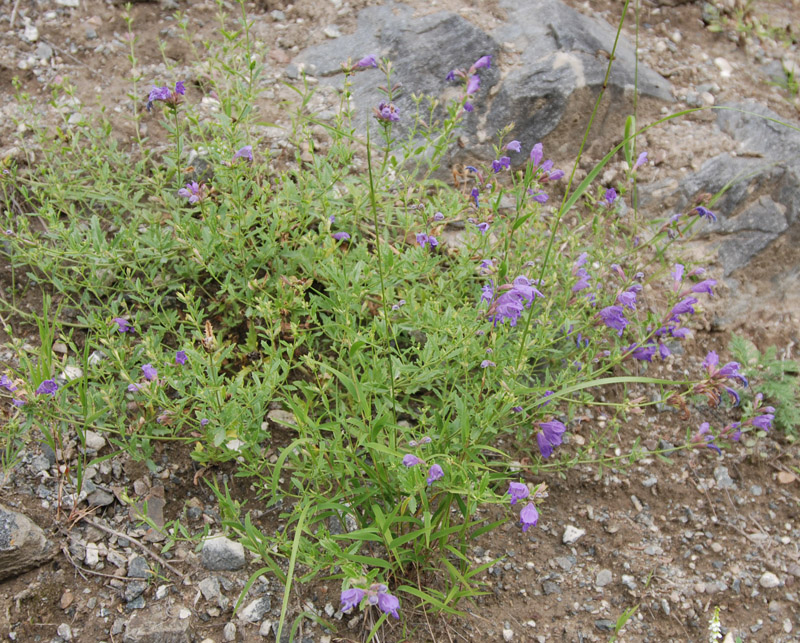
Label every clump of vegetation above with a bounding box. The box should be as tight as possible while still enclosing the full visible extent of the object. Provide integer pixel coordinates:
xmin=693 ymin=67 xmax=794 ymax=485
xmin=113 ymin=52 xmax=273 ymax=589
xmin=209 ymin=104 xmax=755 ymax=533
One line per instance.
xmin=0 ymin=0 xmax=778 ymax=636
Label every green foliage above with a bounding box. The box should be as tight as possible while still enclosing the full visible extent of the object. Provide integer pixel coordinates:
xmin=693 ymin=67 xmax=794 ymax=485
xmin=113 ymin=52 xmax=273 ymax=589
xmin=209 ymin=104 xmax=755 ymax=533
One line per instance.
xmin=729 ymin=334 xmax=800 ymax=436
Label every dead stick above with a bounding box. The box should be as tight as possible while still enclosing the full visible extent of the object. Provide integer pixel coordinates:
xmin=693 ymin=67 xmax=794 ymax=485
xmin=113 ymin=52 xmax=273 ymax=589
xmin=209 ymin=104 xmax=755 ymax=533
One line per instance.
xmin=84 ymin=517 xmax=188 ymax=583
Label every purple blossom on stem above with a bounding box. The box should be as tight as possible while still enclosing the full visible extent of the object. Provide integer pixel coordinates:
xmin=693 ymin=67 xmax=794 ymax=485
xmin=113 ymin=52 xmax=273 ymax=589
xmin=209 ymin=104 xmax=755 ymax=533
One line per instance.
xmin=695 ymin=422 xmax=722 ymax=455
xmin=466 ymin=75 xmax=480 ymax=95
xmin=340 ymin=588 xmax=365 ymax=612
xmin=146 ymin=81 xmax=185 ymax=111
xmin=520 ymin=503 xmax=539 ymax=532
xmin=626 ymin=343 xmax=657 ymax=362
xmin=485 ymin=276 xmax=544 ymax=327
xmin=691 ymin=279 xmax=717 ymax=296
xmin=471 ymin=55 xmax=492 ymax=71
xmin=749 ymin=413 xmax=774 ymax=431
xmin=355 ymin=54 xmax=378 ymax=68
xmin=667 ymin=297 xmax=698 ymax=322
xmin=528 ymin=190 xmax=548 ymax=203
xmin=471 ymin=187 xmax=480 ymax=207
xmin=233 ymin=145 xmax=253 ymax=162
xmin=694 ymin=206 xmax=717 ymax=222
xmin=476 ymin=222 xmax=490 ymax=235
xmin=505 ymin=140 xmax=521 ymax=153
xmin=142 ymin=364 xmax=158 ymax=381
xmin=113 ymin=317 xmax=133 ymax=333
xmin=332 ymin=231 xmax=351 ymax=241
xmin=178 ymin=181 xmax=208 ymax=205
xmin=536 ymin=419 xmax=566 ymax=458
xmin=374 ymin=101 xmax=400 ymax=123
xmin=507 ymin=481 xmax=530 ymax=505
xmin=598 ymin=305 xmax=628 ymax=336
xmin=632 ymin=151 xmax=648 ymax=171
xmin=402 ymin=454 xmax=423 ymax=467
xmin=463 ymin=102 xmax=474 ymax=112
xmin=426 ymin=464 xmax=444 ymax=485
xmin=391 ymin=299 xmax=406 ymax=311
xmin=530 ymin=143 xmax=543 ymax=167
xmin=433 ymin=211 xmax=444 ymax=221
xmin=545 ymin=168 xmax=565 ymax=181
xmin=672 ymin=263 xmax=684 ymax=291
xmin=604 ymin=188 xmax=617 ymax=205
xmin=511 ymin=405 xmax=524 ymax=413
xmin=616 ymin=290 xmax=637 ymax=310
xmin=0 ymin=375 xmax=17 ymax=392
xmin=491 ymin=156 xmax=511 ymax=173
xmin=36 ymin=379 xmax=58 ymax=396
xmin=445 ymin=69 xmax=457 ymax=81
xmin=175 ymin=351 xmax=188 ymax=365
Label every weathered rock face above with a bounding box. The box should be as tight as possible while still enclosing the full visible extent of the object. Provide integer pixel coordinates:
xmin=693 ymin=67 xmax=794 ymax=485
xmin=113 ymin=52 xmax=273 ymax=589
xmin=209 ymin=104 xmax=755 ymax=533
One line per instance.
xmin=0 ymin=503 xmax=54 ymax=581
xmin=640 ymin=102 xmax=800 ymax=326
xmin=295 ymin=0 xmax=671 ymax=163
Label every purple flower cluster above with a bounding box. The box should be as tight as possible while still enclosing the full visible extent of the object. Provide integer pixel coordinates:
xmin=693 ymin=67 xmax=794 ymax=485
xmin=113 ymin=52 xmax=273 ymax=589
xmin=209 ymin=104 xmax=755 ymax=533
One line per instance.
xmin=341 ymin=583 xmax=400 ymax=619
xmin=146 ymin=81 xmax=185 ymax=111
xmin=536 ymin=419 xmax=566 ymax=458
xmin=445 ymin=55 xmax=493 ymax=113
xmin=178 ymin=182 xmax=209 ymax=205
xmin=402 ymin=453 xmax=444 ymax=486
xmin=416 ymin=232 xmax=439 ymax=249
xmin=480 ymin=276 xmax=545 ymax=327
xmin=113 ymin=317 xmax=133 ymax=333
xmin=374 ymin=101 xmax=400 ymax=123
xmin=233 ymin=145 xmax=253 ymax=162
xmin=506 ymin=482 xmax=539 ymax=532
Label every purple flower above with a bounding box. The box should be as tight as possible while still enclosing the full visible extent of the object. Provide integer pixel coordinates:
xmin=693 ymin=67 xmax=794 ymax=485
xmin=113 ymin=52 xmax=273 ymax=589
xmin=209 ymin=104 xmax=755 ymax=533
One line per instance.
xmin=328 ymin=214 xmax=336 ymax=223
xmin=529 ymin=190 xmax=548 ymax=203
xmin=433 ymin=211 xmax=444 ymax=221
xmin=539 ymin=390 xmax=555 ymax=406
xmin=530 ymin=143 xmax=543 ymax=167
xmin=463 ymin=102 xmax=474 ymax=112
xmin=632 ymin=151 xmax=648 ymax=171
xmin=174 ymin=81 xmax=186 ymax=95
xmin=536 ymin=419 xmax=566 ymax=458
xmin=341 ymin=588 xmax=365 ymax=612
xmin=659 ymin=343 xmax=671 ymax=359
xmin=377 ymin=592 xmax=400 ymax=619
xmin=604 ymin=188 xmax=617 ymax=205
xmin=127 ymin=383 xmax=141 ymax=393
xmin=178 ymin=181 xmax=207 ymax=204
xmin=466 ymin=74 xmax=480 ymax=95
xmin=233 ymin=145 xmax=253 ymax=162
xmin=175 ymin=350 xmax=188 ymax=365
xmin=511 ymin=405 xmax=524 ymax=413
xmin=142 ymin=364 xmax=158 ymax=381
xmin=598 ymin=305 xmax=628 ymax=336
xmin=696 ymin=422 xmax=722 ymax=455
xmin=416 ymin=232 xmax=430 ymax=247
xmin=480 ymin=359 xmax=495 ymax=368
xmin=546 ymin=169 xmax=565 ymax=181
xmin=427 ymin=464 xmax=444 ymax=485
xmin=703 ymin=351 xmax=719 ymax=370
xmin=616 ymin=290 xmax=637 ymax=310
xmin=540 ymin=159 xmax=554 ymax=173
xmin=491 ymin=156 xmax=511 ymax=173
xmin=146 ymin=81 xmax=185 ymax=110
xmin=520 ymin=503 xmax=539 ymax=532
xmin=355 ymin=54 xmax=378 ymax=68
xmin=471 ymin=187 xmax=480 ymax=207
xmin=672 ymin=263 xmax=684 ymax=291
xmin=724 ymin=386 xmax=740 ymax=406
xmin=628 ymin=343 xmax=657 ymax=362
xmin=402 ymin=454 xmax=423 ymax=467
xmin=113 ymin=317 xmax=133 ymax=333
xmin=445 ymin=70 xmax=457 ymax=81
xmin=36 ymin=379 xmax=58 ymax=396
xmin=694 ymin=206 xmax=717 ymax=222
xmin=476 ymin=222 xmax=490 ymax=235
xmin=691 ymin=279 xmax=717 ymax=296
xmin=391 ymin=299 xmax=406 ymax=311
xmin=12 ymin=399 xmax=25 ymax=407
xmin=374 ymin=101 xmax=400 ymax=122
xmin=0 ymin=375 xmax=17 ymax=392
xmin=147 ymin=86 xmax=171 ymax=103
xmin=505 ymin=140 xmax=521 ymax=153
xmin=573 ymin=252 xmax=588 ymax=269
xmin=508 ymin=482 xmax=530 ymax=505
xmin=332 ymin=231 xmax=351 ymax=241
xmin=668 ymin=297 xmax=698 ymax=322
xmin=471 ymin=55 xmax=492 ymax=70
xmin=200 ymin=418 xmax=210 ymax=427
xmin=480 ymin=281 xmax=494 ymax=306
xmin=749 ymin=413 xmax=774 ymax=431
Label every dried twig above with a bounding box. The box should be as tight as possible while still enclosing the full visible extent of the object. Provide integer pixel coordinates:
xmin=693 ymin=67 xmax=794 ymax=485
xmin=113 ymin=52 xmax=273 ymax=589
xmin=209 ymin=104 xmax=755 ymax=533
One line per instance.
xmin=83 ymin=517 xmax=189 ymax=583
xmin=10 ymin=0 xmax=22 ymax=29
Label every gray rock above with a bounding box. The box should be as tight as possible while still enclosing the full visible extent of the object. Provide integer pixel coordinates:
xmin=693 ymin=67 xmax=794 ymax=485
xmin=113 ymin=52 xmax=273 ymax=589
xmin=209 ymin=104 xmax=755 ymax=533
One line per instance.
xmin=562 ymin=525 xmax=586 ymax=544
xmin=595 ymin=619 xmax=615 ymax=631
xmin=128 ymin=555 xmax=151 ymax=579
xmin=238 ymin=595 xmax=271 ymax=623
xmin=759 ymin=571 xmax=781 ymax=588
xmin=35 ymin=42 xmax=53 ymax=61
xmin=622 ymin=574 xmax=637 ymax=590
xmin=123 ymin=607 xmax=192 ymax=643
xmin=713 ymin=466 xmax=736 ymax=490
xmin=596 ymin=569 xmax=613 ymax=587
xmin=295 ymin=0 xmax=669 ymax=166
xmin=57 ymin=623 xmax=73 ymax=641
xmin=87 ymin=488 xmax=115 ymax=507
xmin=554 ymin=555 xmax=576 ymax=572
xmin=223 ymin=622 xmax=236 ymax=641
xmin=542 ymin=580 xmax=561 ymax=595
xmin=0 ymin=503 xmax=54 ymax=581
xmin=201 ymin=535 xmax=245 ymax=571
xmin=124 ymin=581 xmax=148 ymax=603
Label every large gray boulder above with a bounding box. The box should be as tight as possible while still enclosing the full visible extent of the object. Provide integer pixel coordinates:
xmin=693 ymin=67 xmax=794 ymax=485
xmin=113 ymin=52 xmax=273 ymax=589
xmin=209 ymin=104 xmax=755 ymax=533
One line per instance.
xmin=294 ymin=0 xmax=671 ymax=163
xmin=639 ymin=102 xmax=800 ymax=326
xmin=0 ymin=503 xmax=54 ymax=581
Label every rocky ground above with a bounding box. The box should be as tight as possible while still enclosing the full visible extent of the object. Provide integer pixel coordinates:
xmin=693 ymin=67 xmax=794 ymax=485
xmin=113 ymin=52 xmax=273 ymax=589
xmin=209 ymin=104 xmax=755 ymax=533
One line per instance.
xmin=1 ymin=0 xmax=799 ymax=642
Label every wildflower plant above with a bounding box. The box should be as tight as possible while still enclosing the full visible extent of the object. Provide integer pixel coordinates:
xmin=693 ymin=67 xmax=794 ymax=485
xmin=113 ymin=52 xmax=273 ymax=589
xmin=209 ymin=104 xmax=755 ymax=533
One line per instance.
xmin=0 ymin=0 xmax=783 ymax=635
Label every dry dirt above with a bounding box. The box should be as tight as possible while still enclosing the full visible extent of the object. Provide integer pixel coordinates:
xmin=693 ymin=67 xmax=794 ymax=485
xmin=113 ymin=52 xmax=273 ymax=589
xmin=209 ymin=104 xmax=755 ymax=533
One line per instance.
xmin=1 ymin=0 xmax=799 ymax=642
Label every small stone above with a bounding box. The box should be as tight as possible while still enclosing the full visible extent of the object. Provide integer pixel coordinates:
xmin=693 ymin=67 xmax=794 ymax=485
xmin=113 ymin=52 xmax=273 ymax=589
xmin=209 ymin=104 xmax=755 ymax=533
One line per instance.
xmin=562 ymin=525 xmax=585 ymax=545
xmin=201 ymin=535 xmax=245 ymax=571
xmin=85 ymin=28 xmax=98 ymax=40
xmin=714 ymin=466 xmax=736 ymax=489
xmin=777 ymin=471 xmax=796 ymax=484
xmin=155 ymin=585 xmax=169 ymax=600
xmin=784 ymin=618 xmax=793 ymax=634
xmin=541 ymin=580 xmax=561 ymax=595
xmin=84 ymin=542 xmax=100 ymax=566
xmin=259 ymin=620 xmax=273 ymax=636
xmin=622 ymin=575 xmax=637 ymax=590
xmin=595 ymin=619 xmax=615 ymax=631
xmin=503 ymin=628 xmax=514 ymax=641
xmin=714 ymin=57 xmax=733 ymax=78
xmin=642 ymin=476 xmax=658 ymax=488
xmin=35 ymin=43 xmax=53 ymax=61
xmin=223 ymin=622 xmax=236 ymax=641
xmin=270 ymin=9 xmax=286 ymax=21
xmin=759 ymin=571 xmax=781 ymax=588
xmin=711 ymin=542 xmax=723 ymax=553
xmin=323 ymin=25 xmax=341 ymax=39
xmin=57 ymin=623 xmax=72 ymax=641
xmin=127 ymin=555 xmax=150 ymax=579
xmin=178 ymin=607 xmax=192 ymax=619
xmin=631 ymin=495 xmax=643 ymax=512
xmin=55 ymin=0 xmax=80 ymax=6
xmin=239 ymin=596 xmax=271 ymax=623
xmin=24 ymin=23 xmax=39 ymax=42
xmin=84 ymin=430 xmax=106 ymax=451
xmin=670 ymin=30 xmax=682 ymax=44
xmin=596 ymin=569 xmax=613 ymax=587
xmin=124 ymin=581 xmax=148 ymax=603
xmin=60 ymin=590 xmax=74 ymax=609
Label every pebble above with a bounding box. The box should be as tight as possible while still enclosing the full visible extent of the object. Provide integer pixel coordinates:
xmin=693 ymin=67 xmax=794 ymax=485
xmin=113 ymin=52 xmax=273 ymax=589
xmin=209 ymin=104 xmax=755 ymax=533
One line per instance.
xmin=502 ymin=628 xmax=514 ymax=641
xmin=562 ymin=525 xmax=585 ymax=545
xmin=84 ymin=542 xmax=100 ymax=566
xmin=759 ymin=571 xmax=781 ymax=588
xmin=711 ymin=542 xmax=723 ymax=553
xmin=127 ymin=555 xmax=150 ymax=579
xmin=57 ymin=623 xmax=72 ymax=640
xmin=714 ymin=466 xmax=736 ymax=489
xmin=55 ymin=0 xmax=80 ymax=6
xmin=201 ymin=535 xmax=245 ymax=571
xmin=622 ymin=575 xmax=637 ymax=590
xmin=223 ymin=622 xmax=236 ymax=641
xmin=714 ymin=57 xmax=733 ymax=78
xmin=642 ymin=476 xmax=658 ymax=488
xmin=784 ymin=618 xmax=793 ymax=634
xmin=595 ymin=619 xmax=615 ymax=631
xmin=596 ymin=569 xmax=612 ymax=587
xmin=323 ymin=25 xmax=341 ymax=39
xmin=23 ymin=23 xmax=39 ymax=43
xmin=631 ymin=495 xmax=643 ymax=512
xmin=178 ymin=607 xmax=191 ymax=619
xmin=260 ymin=619 xmax=274 ymax=636
xmin=271 ymin=9 xmax=286 ymax=21
xmin=239 ymin=596 xmax=272 ymax=623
